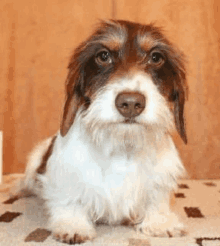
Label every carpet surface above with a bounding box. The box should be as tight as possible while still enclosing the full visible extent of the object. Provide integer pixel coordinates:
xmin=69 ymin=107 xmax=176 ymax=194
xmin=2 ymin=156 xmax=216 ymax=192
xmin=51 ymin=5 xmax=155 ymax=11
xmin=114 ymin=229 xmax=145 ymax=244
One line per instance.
xmin=0 ymin=174 xmax=220 ymax=246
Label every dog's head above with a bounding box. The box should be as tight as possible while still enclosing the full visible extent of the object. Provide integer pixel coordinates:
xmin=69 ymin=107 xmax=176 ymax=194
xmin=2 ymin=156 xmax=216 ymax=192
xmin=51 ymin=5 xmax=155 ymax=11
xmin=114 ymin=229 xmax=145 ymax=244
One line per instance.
xmin=60 ymin=20 xmax=188 ymax=145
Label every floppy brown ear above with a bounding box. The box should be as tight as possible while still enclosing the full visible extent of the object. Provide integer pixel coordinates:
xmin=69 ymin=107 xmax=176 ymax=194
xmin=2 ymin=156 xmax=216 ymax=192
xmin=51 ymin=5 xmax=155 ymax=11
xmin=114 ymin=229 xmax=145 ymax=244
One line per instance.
xmin=60 ymin=92 xmax=81 ymax=136
xmin=60 ymin=54 xmax=86 ymax=137
xmin=173 ymin=90 xmax=187 ymax=144
xmin=173 ymin=71 xmax=188 ymax=144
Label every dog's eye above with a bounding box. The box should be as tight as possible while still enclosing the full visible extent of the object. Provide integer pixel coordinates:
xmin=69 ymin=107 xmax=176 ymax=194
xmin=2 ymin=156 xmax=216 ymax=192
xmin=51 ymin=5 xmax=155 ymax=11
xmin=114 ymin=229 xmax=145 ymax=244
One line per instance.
xmin=148 ymin=51 xmax=165 ymax=67
xmin=95 ymin=50 xmax=112 ymax=66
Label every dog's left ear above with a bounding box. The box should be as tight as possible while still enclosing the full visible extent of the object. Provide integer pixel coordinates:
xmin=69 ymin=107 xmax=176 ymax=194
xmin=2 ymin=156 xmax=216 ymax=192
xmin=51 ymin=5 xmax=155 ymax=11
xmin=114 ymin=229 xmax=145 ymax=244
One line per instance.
xmin=173 ymin=69 xmax=188 ymax=144
xmin=60 ymin=58 xmax=86 ymax=137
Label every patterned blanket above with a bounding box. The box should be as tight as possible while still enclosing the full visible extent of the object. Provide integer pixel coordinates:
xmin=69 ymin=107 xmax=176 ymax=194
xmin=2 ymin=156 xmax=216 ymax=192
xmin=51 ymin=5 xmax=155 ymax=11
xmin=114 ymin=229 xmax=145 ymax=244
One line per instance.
xmin=0 ymin=174 xmax=220 ymax=246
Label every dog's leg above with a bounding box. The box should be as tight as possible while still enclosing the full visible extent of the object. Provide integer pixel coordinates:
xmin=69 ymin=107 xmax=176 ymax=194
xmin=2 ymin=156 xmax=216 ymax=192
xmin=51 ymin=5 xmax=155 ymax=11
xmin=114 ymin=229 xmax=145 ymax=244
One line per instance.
xmin=46 ymin=201 xmax=97 ymax=244
xmin=137 ymin=189 xmax=186 ymax=237
xmin=137 ymin=136 xmax=186 ymax=237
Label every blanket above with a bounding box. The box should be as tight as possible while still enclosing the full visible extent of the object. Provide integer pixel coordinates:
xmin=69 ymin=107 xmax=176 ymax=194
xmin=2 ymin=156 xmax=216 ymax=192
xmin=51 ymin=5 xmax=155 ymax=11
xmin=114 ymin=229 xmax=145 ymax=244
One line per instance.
xmin=0 ymin=174 xmax=220 ymax=246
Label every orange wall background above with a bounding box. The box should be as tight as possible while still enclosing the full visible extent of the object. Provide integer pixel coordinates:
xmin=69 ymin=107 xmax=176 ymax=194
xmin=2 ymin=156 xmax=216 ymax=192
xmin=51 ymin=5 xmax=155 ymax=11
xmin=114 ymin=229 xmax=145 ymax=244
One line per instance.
xmin=1 ymin=0 xmax=220 ymax=179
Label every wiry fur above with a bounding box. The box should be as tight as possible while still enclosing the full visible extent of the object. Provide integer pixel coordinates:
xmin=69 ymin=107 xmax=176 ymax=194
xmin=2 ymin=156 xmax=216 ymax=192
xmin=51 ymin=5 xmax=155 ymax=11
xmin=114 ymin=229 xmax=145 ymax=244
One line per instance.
xmin=14 ymin=20 xmax=188 ymax=244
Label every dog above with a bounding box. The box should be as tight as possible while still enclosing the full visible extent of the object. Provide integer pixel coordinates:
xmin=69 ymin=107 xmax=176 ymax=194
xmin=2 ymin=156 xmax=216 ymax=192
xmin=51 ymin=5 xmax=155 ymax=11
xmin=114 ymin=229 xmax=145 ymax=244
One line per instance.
xmin=16 ymin=20 xmax=188 ymax=244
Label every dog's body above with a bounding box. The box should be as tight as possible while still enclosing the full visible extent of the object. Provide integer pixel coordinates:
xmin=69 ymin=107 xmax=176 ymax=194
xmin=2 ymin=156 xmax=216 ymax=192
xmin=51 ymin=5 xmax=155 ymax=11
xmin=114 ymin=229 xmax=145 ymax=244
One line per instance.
xmin=16 ymin=20 xmax=188 ymax=244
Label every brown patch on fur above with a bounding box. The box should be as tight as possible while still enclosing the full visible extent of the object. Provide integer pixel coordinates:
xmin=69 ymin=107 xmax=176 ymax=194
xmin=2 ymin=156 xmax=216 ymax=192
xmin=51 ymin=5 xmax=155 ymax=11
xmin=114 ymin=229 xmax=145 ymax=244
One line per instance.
xmin=121 ymin=211 xmax=143 ymax=226
xmin=37 ymin=136 xmax=57 ymax=174
xmin=54 ymin=233 xmax=90 ymax=244
xmin=61 ymin=95 xmax=84 ymax=137
xmin=121 ymin=218 xmax=133 ymax=226
xmin=138 ymin=34 xmax=162 ymax=51
xmin=99 ymin=37 xmax=125 ymax=51
xmin=97 ymin=20 xmax=127 ymax=50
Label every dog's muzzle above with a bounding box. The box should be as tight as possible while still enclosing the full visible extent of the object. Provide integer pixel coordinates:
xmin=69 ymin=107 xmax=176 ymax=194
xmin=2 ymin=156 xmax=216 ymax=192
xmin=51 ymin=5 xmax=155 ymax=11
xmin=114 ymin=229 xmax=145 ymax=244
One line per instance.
xmin=115 ymin=92 xmax=146 ymax=121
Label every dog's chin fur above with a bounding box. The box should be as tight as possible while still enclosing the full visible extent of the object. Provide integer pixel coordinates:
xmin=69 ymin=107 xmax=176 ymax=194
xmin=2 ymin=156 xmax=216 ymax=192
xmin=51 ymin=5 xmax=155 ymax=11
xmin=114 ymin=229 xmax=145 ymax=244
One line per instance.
xmin=70 ymin=110 xmax=160 ymax=160
xmin=13 ymin=20 xmax=188 ymax=244
xmin=83 ymin=120 xmax=167 ymax=156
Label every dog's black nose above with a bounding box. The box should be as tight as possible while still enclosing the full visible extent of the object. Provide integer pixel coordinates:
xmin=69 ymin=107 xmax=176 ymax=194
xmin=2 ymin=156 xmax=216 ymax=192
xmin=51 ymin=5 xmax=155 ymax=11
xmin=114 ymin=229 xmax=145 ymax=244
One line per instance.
xmin=115 ymin=92 xmax=146 ymax=118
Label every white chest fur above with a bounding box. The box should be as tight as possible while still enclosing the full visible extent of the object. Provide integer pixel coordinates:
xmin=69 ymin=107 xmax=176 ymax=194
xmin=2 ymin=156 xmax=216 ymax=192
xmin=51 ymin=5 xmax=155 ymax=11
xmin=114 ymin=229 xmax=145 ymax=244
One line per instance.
xmin=40 ymin=123 xmax=149 ymax=223
xmin=38 ymin=120 xmax=183 ymax=224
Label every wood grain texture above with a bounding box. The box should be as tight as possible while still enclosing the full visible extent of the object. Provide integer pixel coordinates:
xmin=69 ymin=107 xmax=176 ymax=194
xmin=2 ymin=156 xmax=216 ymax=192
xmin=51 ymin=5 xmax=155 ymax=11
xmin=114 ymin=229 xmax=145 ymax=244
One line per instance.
xmin=1 ymin=0 xmax=220 ymax=178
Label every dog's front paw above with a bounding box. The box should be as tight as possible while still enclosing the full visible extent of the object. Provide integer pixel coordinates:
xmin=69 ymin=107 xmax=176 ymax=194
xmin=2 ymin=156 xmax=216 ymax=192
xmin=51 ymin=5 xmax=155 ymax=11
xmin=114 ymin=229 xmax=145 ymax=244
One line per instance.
xmin=53 ymin=232 xmax=94 ymax=245
xmin=137 ymin=212 xmax=186 ymax=237
xmin=50 ymin=220 xmax=96 ymax=244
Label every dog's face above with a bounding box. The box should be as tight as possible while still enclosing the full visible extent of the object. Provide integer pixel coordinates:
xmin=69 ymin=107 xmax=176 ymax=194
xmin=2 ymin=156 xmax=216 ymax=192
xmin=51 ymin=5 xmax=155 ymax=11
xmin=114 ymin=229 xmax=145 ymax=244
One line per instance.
xmin=61 ymin=20 xmax=188 ymax=146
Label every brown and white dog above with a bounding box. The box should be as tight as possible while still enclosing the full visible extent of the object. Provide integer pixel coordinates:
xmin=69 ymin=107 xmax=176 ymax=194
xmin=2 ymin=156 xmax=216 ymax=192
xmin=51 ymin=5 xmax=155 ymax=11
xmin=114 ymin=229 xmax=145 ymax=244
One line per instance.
xmin=16 ymin=20 xmax=188 ymax=244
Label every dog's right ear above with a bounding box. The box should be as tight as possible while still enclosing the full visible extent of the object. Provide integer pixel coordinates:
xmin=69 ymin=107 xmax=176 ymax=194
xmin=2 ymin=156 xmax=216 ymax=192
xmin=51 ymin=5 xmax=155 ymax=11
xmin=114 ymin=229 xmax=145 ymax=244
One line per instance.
xmin=60 ymin=91 xmax=81 ymax=137
xmin=60 ymin=57 xmax=85 ymax=137
xmin=60 ymin=21 xmax=114 ymax=137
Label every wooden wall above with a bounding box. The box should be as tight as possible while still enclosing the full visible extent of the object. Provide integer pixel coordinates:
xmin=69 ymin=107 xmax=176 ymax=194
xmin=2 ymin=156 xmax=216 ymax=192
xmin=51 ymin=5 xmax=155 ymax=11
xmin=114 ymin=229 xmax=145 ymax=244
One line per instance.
xmin=1 ymin=0 xmax=220 ymax=179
